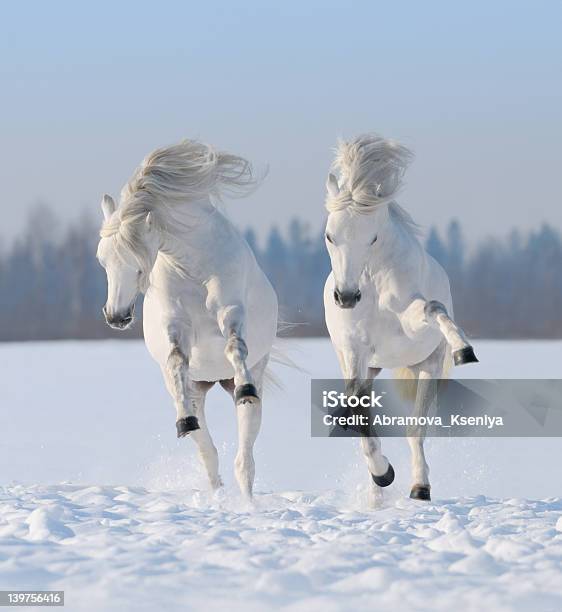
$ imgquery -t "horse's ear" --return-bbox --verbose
[326,173,340,198]
[101,194,116,221]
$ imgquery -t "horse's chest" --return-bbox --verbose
[366,307,438,368]
[328,295,437,368]
[362,304,404,344]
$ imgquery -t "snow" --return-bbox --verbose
[0,339,561,611]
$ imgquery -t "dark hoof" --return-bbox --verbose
[176,416,200,438]
[372,463,395,488]
[453,346,479,366]
[410,484,431,501]
[234,383,259,404]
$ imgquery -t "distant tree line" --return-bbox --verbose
[0,204,560,341]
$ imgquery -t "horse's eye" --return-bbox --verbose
[371,235,378,245]
[325,233,334,245]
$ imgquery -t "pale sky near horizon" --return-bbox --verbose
[1,1,561,246]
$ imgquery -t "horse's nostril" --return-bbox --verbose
[334,288,361,309]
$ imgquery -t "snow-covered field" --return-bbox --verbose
[1,339,561,611]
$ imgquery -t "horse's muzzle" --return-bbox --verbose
[103,304,135,330]
[334,288,361,309]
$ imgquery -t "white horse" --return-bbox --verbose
[323,133,478,502]
[97,139,278,498]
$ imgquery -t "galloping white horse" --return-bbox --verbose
[323,134,478,502]
[97,140,278,498]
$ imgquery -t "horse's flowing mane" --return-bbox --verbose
[326,133,421,238]
[326,133,413,213]
[100,139,257,276]
[120,139,257,209]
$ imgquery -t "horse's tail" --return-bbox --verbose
[261,319,307,392]
[393,344,452,401]
[392,366,418,402]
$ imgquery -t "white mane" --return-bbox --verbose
[326,133,414,214]
[120,139,257,208]
[100,139,257,275]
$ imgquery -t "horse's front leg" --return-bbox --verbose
[406,341,447,502]
[397,297,478,365]
[217,304,258,403]
[336,347,395,503]
[163,338,201,437]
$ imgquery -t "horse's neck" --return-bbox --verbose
[367,204,422,271]
[156,198,228,279]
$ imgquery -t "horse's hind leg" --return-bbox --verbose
[406,341,447,501]
[231,355,267,499]
[162,363,222,489]
[188,381,223,491]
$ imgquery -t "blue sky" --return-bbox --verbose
[1,0,561,243]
